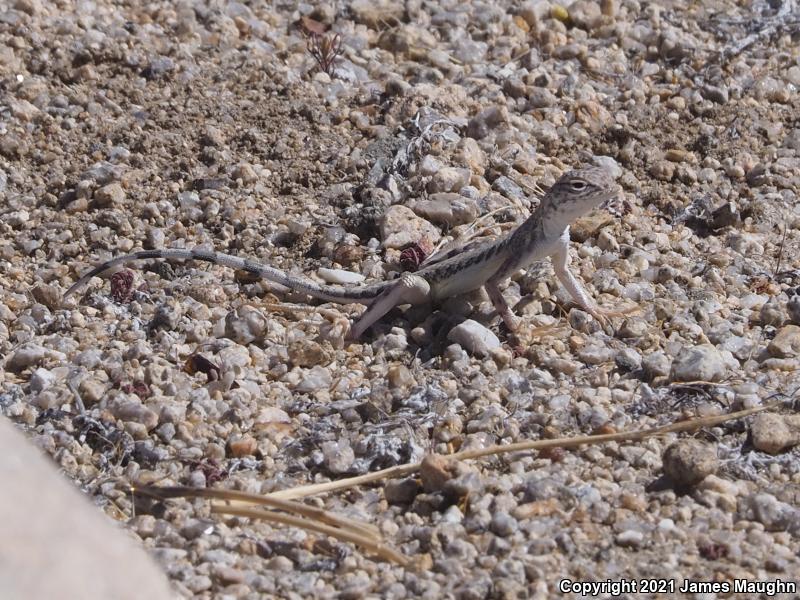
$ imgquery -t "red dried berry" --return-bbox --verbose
[698,543,729,560]
[187,458,228,485]
[120,381,151,400]
[110,269,136,303]
[399,242,430,272]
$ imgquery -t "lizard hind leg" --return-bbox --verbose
[484,281,520,333]
[347,274,431,340]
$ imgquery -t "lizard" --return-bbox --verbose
[62,166,629,340]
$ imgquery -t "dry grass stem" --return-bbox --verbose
[267,401,780,501]
[134,485,379,539]
[210,504,408,566]
[134,485,405,564]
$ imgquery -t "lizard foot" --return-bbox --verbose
[597,304,642,319]
[316,308,353,346]
[588,304,641,332]
[510,321,565,346]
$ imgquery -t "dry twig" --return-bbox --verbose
[211,504,408,566]
[266,401,781,501]
[133,485,407,565]
[773,225,789,278]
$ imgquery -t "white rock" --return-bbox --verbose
[374,328,408,352]
[658,518,676,531]
[6,210,29,227]
[670,345,726,382]
[447,320,501,356]
[6,344,66,373]
[738,293,768,310]
[616,529,645,547]
[380,205,441,249]
[428,167,471,193]
[255,407,291,424]
[29,368,57,393]
[321,440,354,474]
[786,66,800,87]
[418,154,443,176]
[592,155,622,178]
[441,505,464,524]
[94,183,125,207]
[111,400,158,431]
[218,344,251,368]
[317,267,365,285]
[223,306,267,345]
[10,99,40,121]
[296,365,332,393]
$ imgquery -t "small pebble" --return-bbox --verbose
[420,454,456,493]
[381,205,441,249]
[767,325,800,358]
[321,440,354,474]
[94,182,125,207]
[490,512,518,537]
[385,478,420,505]
[616,529,645,548]
[227,435,258,457]
[317,267,365,285]
[111,400,158,431]
[750,413,800,454]
[295,365,332,393]
[447,320,501,357]
[662,439,718,487]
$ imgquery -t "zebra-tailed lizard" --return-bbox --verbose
[63,167,630,339]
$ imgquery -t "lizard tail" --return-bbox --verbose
[62,248,387,306]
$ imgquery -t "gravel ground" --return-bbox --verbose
[2,0,800,598]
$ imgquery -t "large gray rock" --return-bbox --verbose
[0,417,174,600]
[669,344,726,382]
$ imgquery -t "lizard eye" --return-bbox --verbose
[570,180,587,192]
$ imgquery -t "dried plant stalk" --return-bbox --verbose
[134,485,405,564]
[306,32,342,76]
[134,485,379,540]
[210,504,408,566]
[266,401,781,501]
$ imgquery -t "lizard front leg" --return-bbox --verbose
[550,241,636,329]
[347,274,431,339]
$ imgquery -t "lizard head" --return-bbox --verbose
[543,166,625,226]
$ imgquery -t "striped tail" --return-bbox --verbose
[62,248,388,306]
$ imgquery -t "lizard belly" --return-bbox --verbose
[501,229,567,274]
[429,256,505,300]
